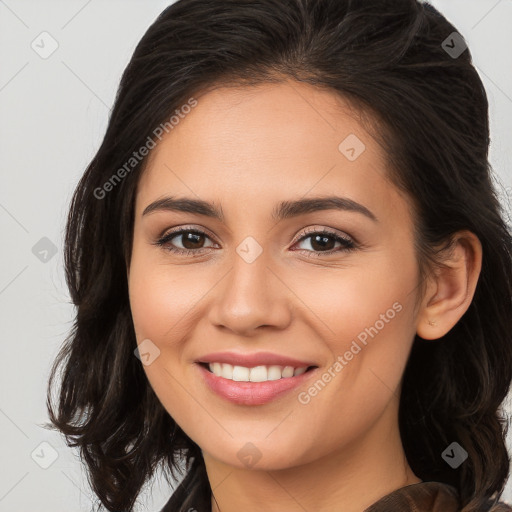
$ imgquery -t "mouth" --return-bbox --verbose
[195,362,319,405]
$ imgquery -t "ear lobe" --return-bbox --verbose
[416,231,482,340]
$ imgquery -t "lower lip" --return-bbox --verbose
[196,363,317,405]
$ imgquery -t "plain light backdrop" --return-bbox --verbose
[1,1,511,511]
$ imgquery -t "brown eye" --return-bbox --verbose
[155,228,216,255]
[293,229,356,257]
[177,231,207,250]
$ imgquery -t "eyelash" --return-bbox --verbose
[153,225,358,258]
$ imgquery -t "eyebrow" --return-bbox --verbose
[142,195,378,222]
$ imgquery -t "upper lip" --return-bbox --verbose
[196,351,317,368]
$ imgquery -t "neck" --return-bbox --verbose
[204,407,421,512]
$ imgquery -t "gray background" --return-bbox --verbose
[0,1,511,510]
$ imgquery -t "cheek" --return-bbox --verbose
[128,243,205,343]
[296,246,419,409]
[127,246,213,404]
[290,290,415,460]
[291,249,418,356]
[129,271,178,340]
[128,253,200,430]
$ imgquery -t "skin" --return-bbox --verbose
[127,79,482,512]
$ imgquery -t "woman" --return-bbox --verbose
[46,0,512,511]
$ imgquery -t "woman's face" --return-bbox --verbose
[128,80,423,471]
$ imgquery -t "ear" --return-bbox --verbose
[416,230,482,340]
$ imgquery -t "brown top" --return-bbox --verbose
[161,478,512,512]
[364,481,511,512]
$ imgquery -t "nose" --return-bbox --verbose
[207,248,293,336]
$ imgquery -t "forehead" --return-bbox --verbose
[135,80,403,221]
[145,80,381,161]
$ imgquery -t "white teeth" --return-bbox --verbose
[232,365,250,381]
[267,365,282,380]
[282,366,294,378]
[221,363,233,379]
[207,363,309,382]
[249,365,268,382]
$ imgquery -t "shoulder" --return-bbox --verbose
[364,481,512,512]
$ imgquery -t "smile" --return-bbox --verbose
[196,362,318,405]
